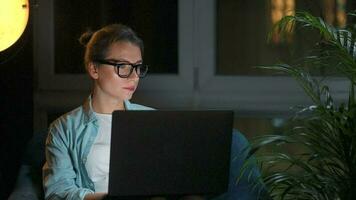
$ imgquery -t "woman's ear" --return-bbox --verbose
[87,62,99,79]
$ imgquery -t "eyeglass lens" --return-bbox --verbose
[117,64,148,78]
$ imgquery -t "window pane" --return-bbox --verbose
[54,0,178,74]
[217,1,279,76]
[216,0,354,76]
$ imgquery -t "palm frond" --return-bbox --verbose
[270,11,356,84]
[243,11,356,200]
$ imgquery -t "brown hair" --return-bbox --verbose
[79,24,144,71]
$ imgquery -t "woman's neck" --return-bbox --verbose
[91,91,125,114]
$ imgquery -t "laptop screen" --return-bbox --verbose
[109,110,233,198]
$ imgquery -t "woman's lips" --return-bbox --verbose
[123,87,135,91]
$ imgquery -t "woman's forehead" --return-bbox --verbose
[105,41,142,62]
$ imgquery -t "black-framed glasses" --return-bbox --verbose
[94,59,148,78]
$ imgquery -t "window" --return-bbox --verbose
[270,0,295,44]
[35,0,190,93]
[323,0,347,28]
[34,0,352,132]
[54,0,178,74]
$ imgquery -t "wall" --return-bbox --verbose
[0,18,33,199]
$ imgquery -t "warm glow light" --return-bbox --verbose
[323,0,347,28]
[0,0,29,52]
[271,0,295,44]
[336,0,347,28]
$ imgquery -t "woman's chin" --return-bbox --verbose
[121,94,133,101]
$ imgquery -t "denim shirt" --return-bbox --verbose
[43,96,154,200]
[43,96,264,200]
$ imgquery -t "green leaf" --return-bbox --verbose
[245,10,356,199]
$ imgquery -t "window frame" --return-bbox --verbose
[194,0,349,114]
[34,0,194,92]
[33,0,349,114]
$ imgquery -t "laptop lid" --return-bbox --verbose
[109,110,233,197]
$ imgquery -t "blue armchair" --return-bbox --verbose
[8,130,46,200]
[212,130,266,200]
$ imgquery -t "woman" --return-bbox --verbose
[42,23,265,200]
[43,24,153,200]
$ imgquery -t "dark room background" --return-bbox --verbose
[1,0,356,199]
[0,13,33,200]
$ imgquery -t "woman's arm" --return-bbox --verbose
[43,122,94,200]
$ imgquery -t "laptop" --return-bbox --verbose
[108,110,233,198]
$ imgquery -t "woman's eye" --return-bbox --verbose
[118,64,131,69]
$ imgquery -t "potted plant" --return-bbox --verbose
[242,11,356,200]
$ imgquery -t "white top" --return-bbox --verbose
[85,112,112,192]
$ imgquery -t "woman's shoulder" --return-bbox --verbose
[47,105,89,145]
[49,105,86,131]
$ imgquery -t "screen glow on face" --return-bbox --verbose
[0,0,29,52]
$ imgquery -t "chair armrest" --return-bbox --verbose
[8,165,42,200]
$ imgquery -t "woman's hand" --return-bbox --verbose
[84,192,107,200]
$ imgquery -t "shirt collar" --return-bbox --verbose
[82,95,132,124]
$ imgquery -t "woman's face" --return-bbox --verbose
[92,41,142,101]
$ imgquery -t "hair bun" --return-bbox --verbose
[79,29,94,47]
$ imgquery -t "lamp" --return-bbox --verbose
[0,0,29,52]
